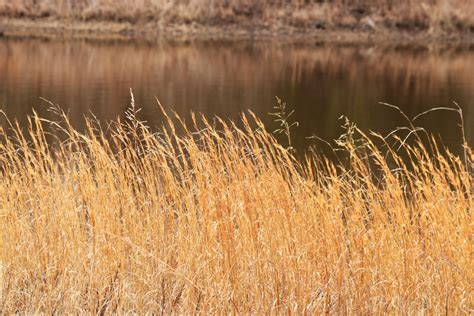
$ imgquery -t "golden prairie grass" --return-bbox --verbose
[0,0,473,31]
[0,97,473,313]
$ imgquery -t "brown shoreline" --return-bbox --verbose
[0,17,473,46]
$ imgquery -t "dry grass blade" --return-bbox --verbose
[412,102,469,171]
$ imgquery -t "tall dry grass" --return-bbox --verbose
[1,96,473,313]
[0,0,473,31]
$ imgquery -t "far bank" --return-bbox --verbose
[1,17,473,46]
[0,0,473,45]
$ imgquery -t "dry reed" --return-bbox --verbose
[0,97,473,313]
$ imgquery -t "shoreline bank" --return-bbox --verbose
[1,18,473,46]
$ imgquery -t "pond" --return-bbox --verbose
[1,38,473,155]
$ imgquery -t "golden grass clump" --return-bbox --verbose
[0,99,472,314]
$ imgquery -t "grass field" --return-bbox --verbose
[1,97,473,313]
[0,0,473,32]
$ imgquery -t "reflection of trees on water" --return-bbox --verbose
[0,39,472,147]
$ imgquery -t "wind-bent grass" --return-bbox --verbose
[0,103,472,314]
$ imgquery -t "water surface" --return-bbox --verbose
[1,38,473,154]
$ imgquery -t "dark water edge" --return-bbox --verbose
[1,37,473,157]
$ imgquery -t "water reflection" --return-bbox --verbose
[1,38,473,153]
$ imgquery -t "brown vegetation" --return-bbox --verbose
[0,0,473,34]
[1,100,473,313]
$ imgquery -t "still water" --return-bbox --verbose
[1,38,473,154]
